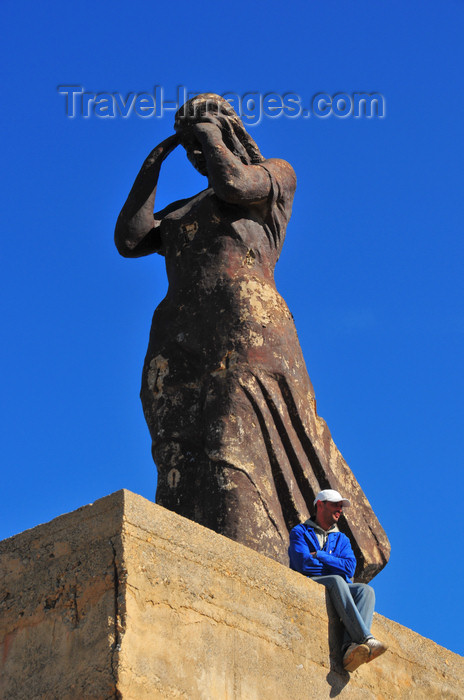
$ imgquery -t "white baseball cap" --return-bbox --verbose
[313,489,351,507]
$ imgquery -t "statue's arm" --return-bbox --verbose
[114,134,179,258]
[191,123,295,205]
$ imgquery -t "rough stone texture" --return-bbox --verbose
[115,93,390,580]
[1,491,461,700]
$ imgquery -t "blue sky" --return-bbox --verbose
[1,0,463,656]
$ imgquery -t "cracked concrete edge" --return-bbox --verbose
[109,534,125,700]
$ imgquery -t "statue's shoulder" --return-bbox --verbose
[261,158,297,193]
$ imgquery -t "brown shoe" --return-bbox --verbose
[342,642,370,672]
[365,637,388,662]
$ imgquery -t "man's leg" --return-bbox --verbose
[348,582,375,642]
[313,575,372,646]
[313,575,387,670]
[346,582,386,661]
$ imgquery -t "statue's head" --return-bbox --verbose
[174,93,264,173]
[174,93,238,126]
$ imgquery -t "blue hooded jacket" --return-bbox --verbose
[289,520,356,582]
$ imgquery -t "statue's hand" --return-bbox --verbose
[190,121,222,144]
[146,133,180,167]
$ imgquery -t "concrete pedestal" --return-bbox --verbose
[0,490,462,699]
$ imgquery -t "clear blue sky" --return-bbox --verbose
[1,0,463,656]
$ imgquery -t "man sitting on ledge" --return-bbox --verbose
[288,489,388,672]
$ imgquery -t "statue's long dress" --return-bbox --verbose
[140,159,389,581]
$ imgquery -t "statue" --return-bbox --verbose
[115,94,390,581]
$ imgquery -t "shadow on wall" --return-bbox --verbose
[324,591,351,696]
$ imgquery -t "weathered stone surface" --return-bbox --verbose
[1,491,461,699]
[115,93,389,580]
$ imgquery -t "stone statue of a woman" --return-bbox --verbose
[115,94,389,580]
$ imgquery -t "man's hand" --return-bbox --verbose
[310,551,317,557]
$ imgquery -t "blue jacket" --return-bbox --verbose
[289,521,356,583]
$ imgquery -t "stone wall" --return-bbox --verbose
[0,491,462,699]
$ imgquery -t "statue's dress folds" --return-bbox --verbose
[140,159,388,575]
